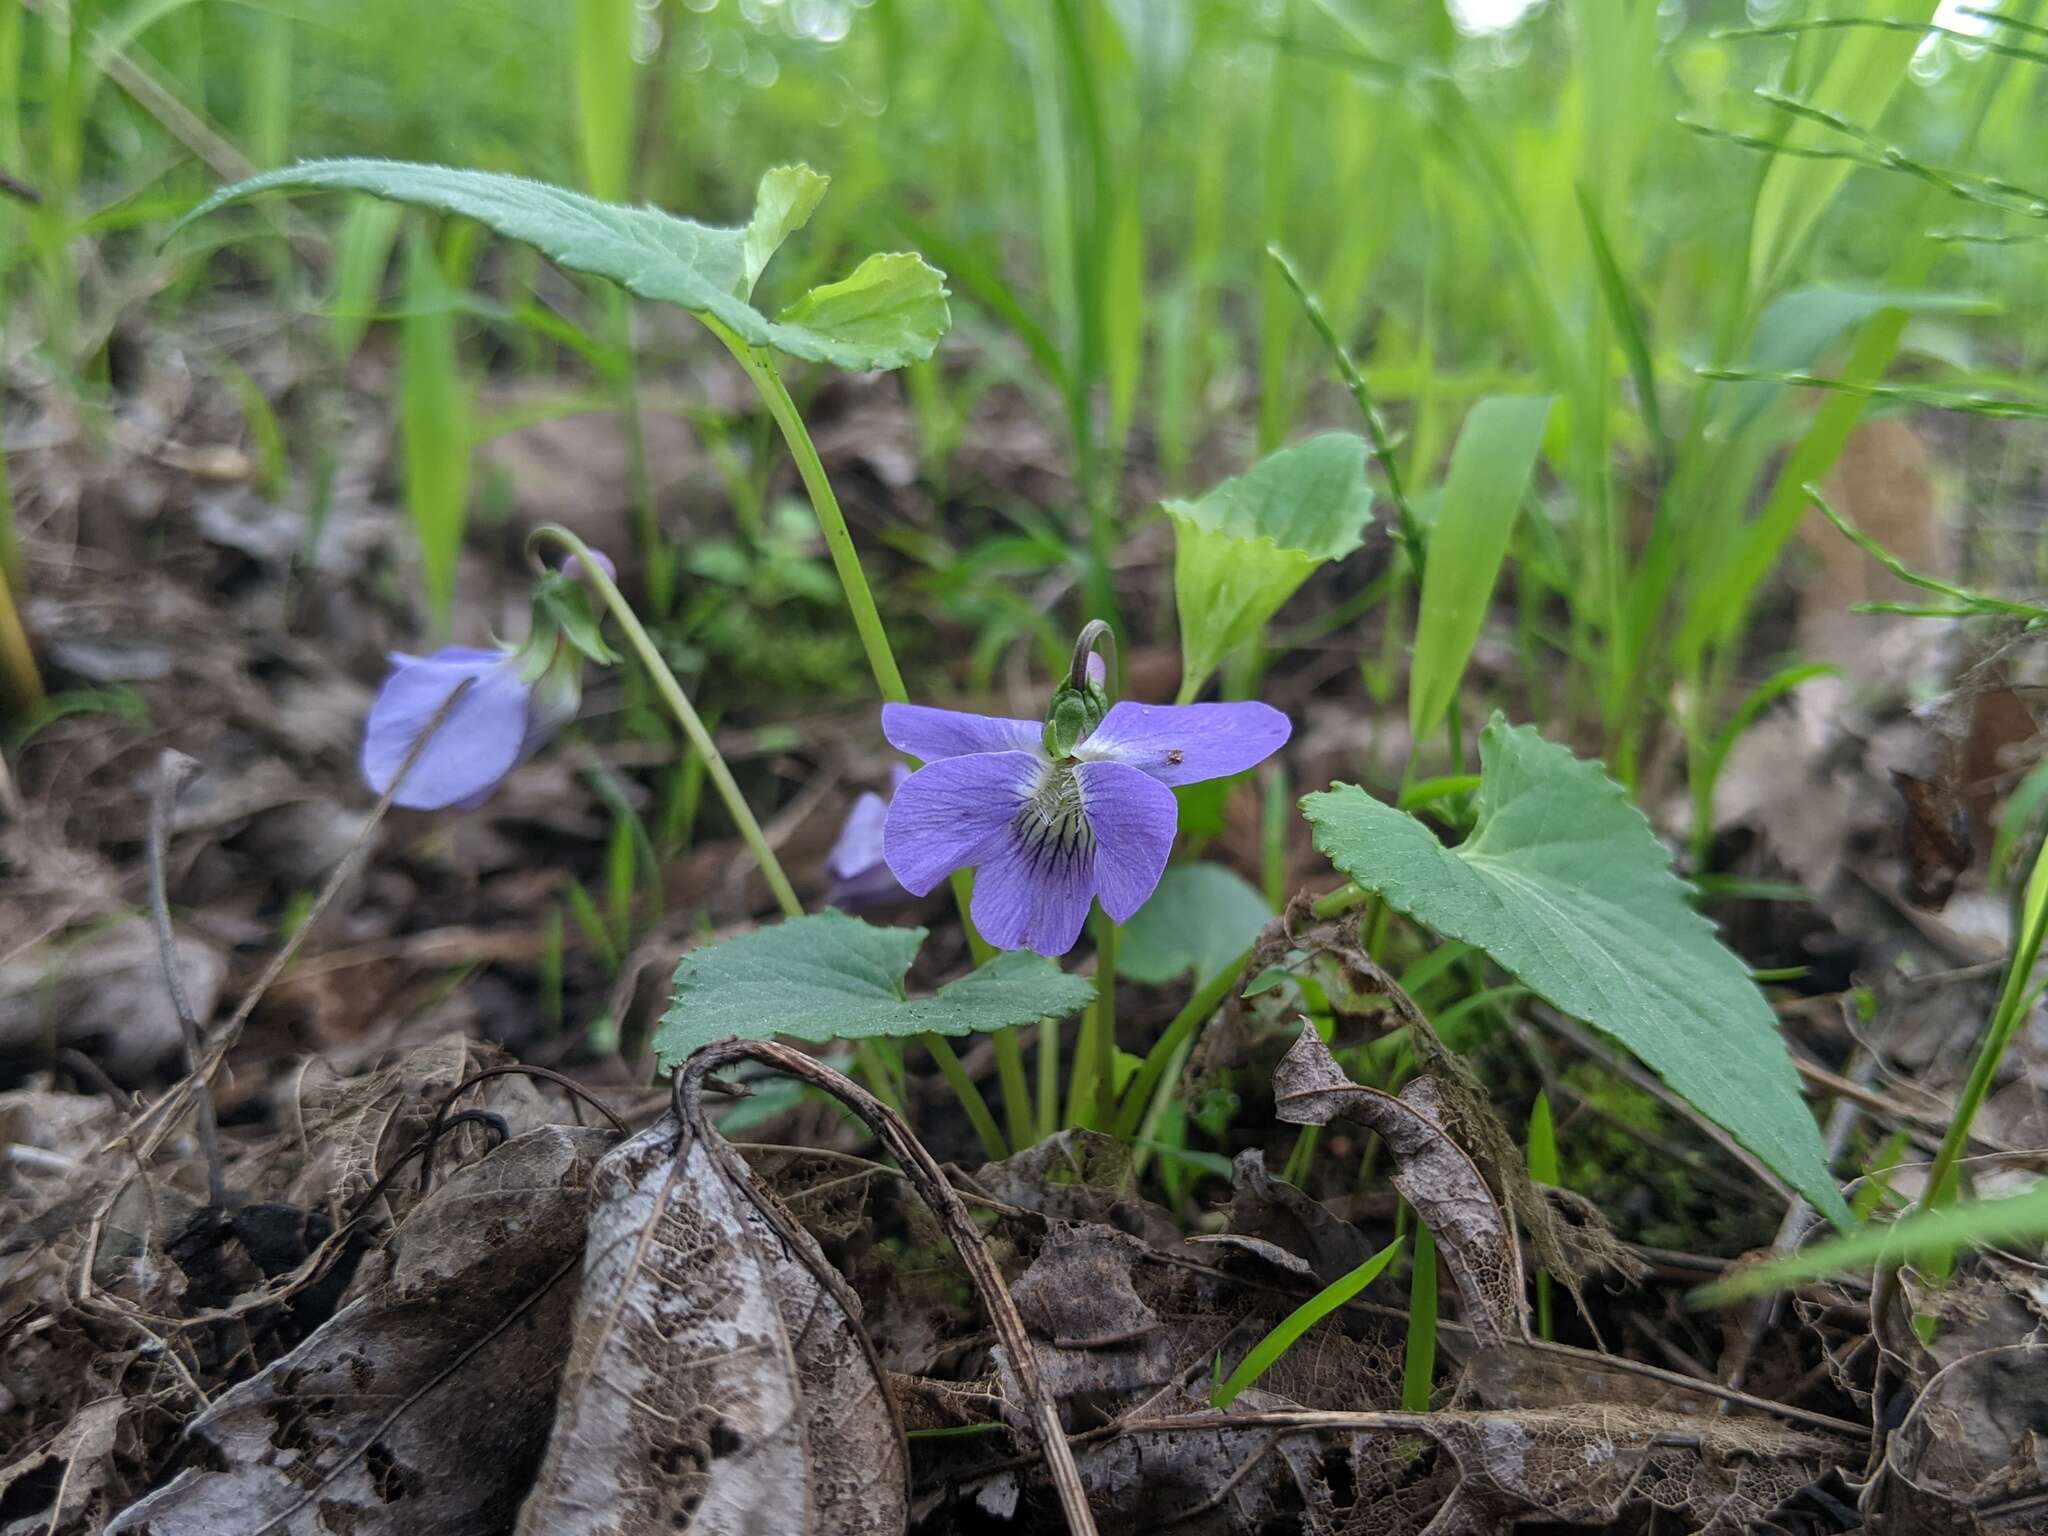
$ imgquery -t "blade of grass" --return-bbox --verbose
[1402,1221,1438,1410]
[329,196,402,361]
[1212,1236,1405,1407]
[1527,1091,1558,1341]
[399,223,471,630]
[1697,1180,2048,1302]
[573,0,638,204]
[1575,184,1667,470]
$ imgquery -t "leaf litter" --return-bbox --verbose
[7,335,2048,1536]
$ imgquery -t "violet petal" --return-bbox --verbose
[1075,760,1178,922]
[1077,699,1291,787]
[826,790,891,882]
[882,750,1039,896]
[969,830,1097,957]
[361,648,531,810]
[881,703,1043,763]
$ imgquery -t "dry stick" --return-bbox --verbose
[145,750,224,1209]
[122,679,474,1167]
[1115,1407,1831,1450]
[678,1039,1100,1536]
[413,1063,627,1193]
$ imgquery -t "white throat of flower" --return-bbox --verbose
[1014,760,1093,875]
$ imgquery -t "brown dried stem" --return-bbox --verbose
[121,678,474,1168]
[146,750,223,1208]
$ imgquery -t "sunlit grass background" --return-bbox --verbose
[5,0,2046,778]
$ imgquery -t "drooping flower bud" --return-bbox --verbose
[360,546,618,810]
[1042,620,1115,758]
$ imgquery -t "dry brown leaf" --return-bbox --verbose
[1873,1341,2048,1534]
[0,1395,126,1536]
[513,1109,908,1536]
[104,1124,614,1536]
[271,1032,548,1225]
[1223,1148,1380,1287]
[1273,1026,1526,1346]
[1069,1393,1836,1536]
[1893,765,1973,911]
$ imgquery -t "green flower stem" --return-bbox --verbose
[1037,1016,1061,1142]
[1312,882,1369,919]
[1067,904,1119,1129]
[530,524,802,921]
[704,317,908,705]
[704,319,1036,1144]
[925,1033,1007,1162]
[1112,950,1250,1139]
[1919,833,2048,1213]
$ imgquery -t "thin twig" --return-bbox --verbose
[146,750,223,1208]
[121,678,475,1167]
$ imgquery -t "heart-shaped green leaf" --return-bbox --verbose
[180,160,950,371]
[1167,433,1373,698]
[655,911,1094,1072]
[1301,715,1848,1227]
[1120,864,1273,986]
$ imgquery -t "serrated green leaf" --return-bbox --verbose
[655,911,1095,1071]
[776,252,954,370]
[1167,433,1373,698]
[743,164,828,296]
[1301,715,1849,1227]
[180,160,951,371]
[1409,395,1551,741]
[1121,864,1273,986]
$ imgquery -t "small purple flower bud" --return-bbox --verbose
[562,548,617,585]
[826,765,912,909]
[361,645,577,810]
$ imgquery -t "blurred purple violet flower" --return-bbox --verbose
[361,549,618,810]
[825,764,912,909]
[881,628,1288,956]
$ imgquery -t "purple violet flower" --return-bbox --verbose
[361,645,582,810]
[881,662,1290,956]
[362,548,615,810]
[825,764,912,909]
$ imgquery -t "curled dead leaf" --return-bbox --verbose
[513,1107,908,1536]
[1273,1025,1527,1346]
[0,1395,126,1536]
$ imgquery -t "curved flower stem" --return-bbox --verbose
[702,319,1035,1146]
[1112,950,1250,1139]
[529,524,802,921]
[703,316,908,705]
[925,1035,1007,1161]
